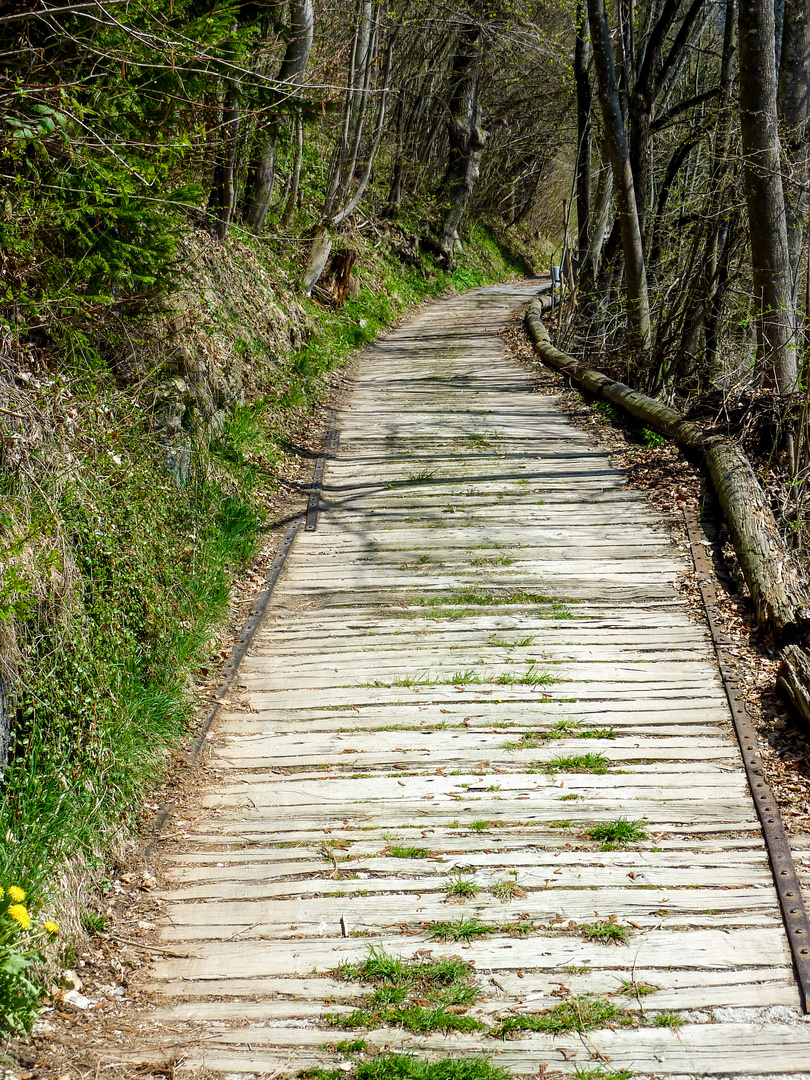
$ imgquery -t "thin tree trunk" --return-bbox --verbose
[325,0,374,221]
[574,0,593,279]
[579,142,613,304]
[587,0,651,352]
[703,0,738,379]
[777,0,810,311]
[243,0,314,233]
[332,28,395,226]
[437,21,486,268]
[738,0,798,391]
[208,79,239,242]
[281,113,304,229]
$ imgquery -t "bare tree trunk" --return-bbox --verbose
[243,0,314,233]
[587,0,651,352]
[777,0,810,312]
[280,112,304,229]
[702,0,738,379]
[579,142,613,303]
[207,78,239,242]
[738,0,798,391]
[574,0,592,279]
[437,21,486,268]
[627,0,708,242]
[332,28,395,225]
[385,94,406,216]
[324,0,375,222]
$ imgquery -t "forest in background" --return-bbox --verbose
[1,0,810,1030]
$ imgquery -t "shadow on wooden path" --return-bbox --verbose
[139,284,810,1078]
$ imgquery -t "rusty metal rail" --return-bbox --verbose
[684,505,810,1011]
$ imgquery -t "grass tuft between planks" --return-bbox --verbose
[302,1053,513,1080]
[328,946,484,1034]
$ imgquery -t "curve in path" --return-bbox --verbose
[140,283,810,1077]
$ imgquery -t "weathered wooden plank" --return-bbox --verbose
[148,928,793,981]
[135,1025,810,1076]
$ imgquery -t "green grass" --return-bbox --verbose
[328,947,484,1035]
[617,979,658,997]
[491,997,631,1038]
[586,819,648,849]
[80,910,109,934]
[547,718,582,736]
[488,635,535,648]
[387,846,430,859]
[416,589,573,608]
[538,754,610,774]
[446,874,481,900]
[347,1053,512,1080]
[580,918,631,944]
[335,1039,368,1055]
[494,667,558,686]
[0,428,262,894]
[489,878,527,902]
[430,919,502,943]
[653,1011,683,1028]
[469,820,491,833]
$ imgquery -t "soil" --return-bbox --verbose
[6,294,810,1080]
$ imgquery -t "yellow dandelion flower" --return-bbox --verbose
[7,886,25,904]
[8,904,30,930]
[0,887,4,901]
[44,921,59,936]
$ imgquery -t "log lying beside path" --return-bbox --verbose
[524,294,810,726]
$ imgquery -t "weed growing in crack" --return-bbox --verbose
[489,877,527,902]
[573,1069,634,1080]
[430,917,533,942]
[586,819,648,849]
[387,846,430,859]
[617,979,658,997]
[328,946,484,1034]
[537,754,610,774]
[491,997,631,1038]
[580,917,631,944]
[652,1011,683,1028]
[445,874,481,900]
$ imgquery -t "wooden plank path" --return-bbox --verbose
[143,283,810,1078]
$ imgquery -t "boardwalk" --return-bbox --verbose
[145,283,810,1077]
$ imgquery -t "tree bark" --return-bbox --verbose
[207,79,239,242]
[437,21,486,268]
[243,0,314,233]
[280,112,304,229]
[574,0,592,278]
[586,0,651,352]
[738,0,798,391]
[703,0,738,379]
[579,143,613,304]
[777,0,810,313]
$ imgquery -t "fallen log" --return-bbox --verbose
[524,295,809,650]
